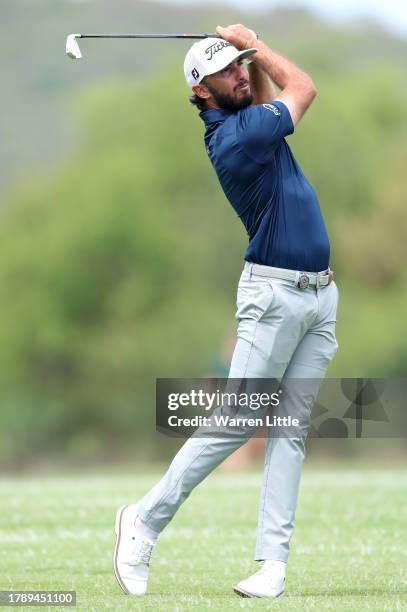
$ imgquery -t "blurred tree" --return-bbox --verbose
[0,56,406,466]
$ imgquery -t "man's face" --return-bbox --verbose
[195,58,253,111]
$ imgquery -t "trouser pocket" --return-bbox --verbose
[236,279,275,322]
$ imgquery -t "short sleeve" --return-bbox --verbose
[236,101,294,164]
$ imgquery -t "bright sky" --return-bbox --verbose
[157,0,407,36]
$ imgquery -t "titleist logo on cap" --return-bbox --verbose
[205,40,232,61]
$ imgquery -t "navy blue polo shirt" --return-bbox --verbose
[200,101,330,272]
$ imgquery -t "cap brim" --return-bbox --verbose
[204,47,259,79]
[237,47,259,61]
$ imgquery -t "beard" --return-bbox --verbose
[205,82,253,111]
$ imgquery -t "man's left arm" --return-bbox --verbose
[248,61,277,104]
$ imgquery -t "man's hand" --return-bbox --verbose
[217,25,316,126]
[216,24,258,51]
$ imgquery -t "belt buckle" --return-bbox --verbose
[297,273,310,289]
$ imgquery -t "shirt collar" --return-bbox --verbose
[199,108,234,126]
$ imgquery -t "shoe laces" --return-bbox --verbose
[256,562,285,579]
[134,540,153,566]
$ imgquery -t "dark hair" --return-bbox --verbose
[188,77,209,112]
[189,92,208,112]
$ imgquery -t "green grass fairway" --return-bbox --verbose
[0,466,406,611]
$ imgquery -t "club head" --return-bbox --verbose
[66,34,82,59]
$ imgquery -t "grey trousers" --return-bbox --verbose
[137,262,339,562]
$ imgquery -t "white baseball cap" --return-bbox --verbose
[184,37,258,87]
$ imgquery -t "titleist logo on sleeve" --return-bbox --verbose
[205,40,232,61]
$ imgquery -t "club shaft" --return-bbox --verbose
[79,33,221,39]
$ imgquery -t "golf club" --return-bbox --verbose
[66,33,223,60]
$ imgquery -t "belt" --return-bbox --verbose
[245,262,334,289]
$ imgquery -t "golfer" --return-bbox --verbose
[114,23,339,598]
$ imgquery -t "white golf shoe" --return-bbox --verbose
[113,504,155,596]
[234,560,286,598]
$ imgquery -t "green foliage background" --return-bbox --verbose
[0,2,406,467]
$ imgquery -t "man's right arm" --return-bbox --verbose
[216,24,317,126]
